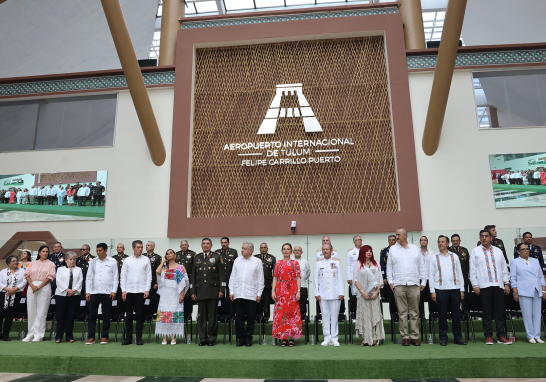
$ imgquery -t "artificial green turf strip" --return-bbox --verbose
[0,203,105,218]
[492,184,546,193]
[0,331,545,379]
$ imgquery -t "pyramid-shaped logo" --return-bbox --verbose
[257,83,323,135]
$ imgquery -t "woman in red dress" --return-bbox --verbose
[271,243,302,347]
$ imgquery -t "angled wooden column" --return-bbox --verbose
[422,0,467,156]
[159,0,184,65]
[101,0,166,166]
[399,0,426,50]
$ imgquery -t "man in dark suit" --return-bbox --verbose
[514,232,546,278]
[191,238,226,346]
[380,235,397,313]
[449,234,471,293]
[255,242,276,322]
[176,240,196,320]
[76,244,96,295]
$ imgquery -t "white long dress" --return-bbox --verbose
[353,261,385,344]
[156,265,189,338]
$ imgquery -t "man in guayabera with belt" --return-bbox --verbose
[191,238,226,346]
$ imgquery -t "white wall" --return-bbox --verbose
[408,70,546,232]
[0,88,174,240]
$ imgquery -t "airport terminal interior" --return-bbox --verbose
[1,0,546,381]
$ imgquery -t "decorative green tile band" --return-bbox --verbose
[180,7,399,29]
[2,50,546,98]
[407,49,546,70]
[0,71,175,97]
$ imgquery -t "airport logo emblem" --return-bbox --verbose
[257,83,323,135]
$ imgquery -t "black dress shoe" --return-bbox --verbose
[121,340,132,345]
[440,341,447,346]
[245,339,252,347]
[3,337,11,341]
[208,341,215,346]
[198,341,207,346]
[236,340,245,347]
[454,339,467,345]
[136,338,144,346]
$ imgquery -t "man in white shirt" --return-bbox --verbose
[314,244,344,346]
[515,170,522,185]
[85,243,119,345]
[387,227,426,346]
[77,184,90,206]
[429,236,466,346]
[29,186,37,205]
[229,242,264,347]
[293,246,311,318]
[315,236,339,262]
[38,186,46,205]
[120,240,152,346]
[533,169,541,185]
[470,229,511,345]
[46,185,57,205]
[346,235,362,316]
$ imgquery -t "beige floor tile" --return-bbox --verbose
[459,379,546,382]
[0,374,32,382]
[74,377,144,382]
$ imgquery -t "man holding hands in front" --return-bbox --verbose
[470,229,511,345]
[387,228,426,346]
[191,238,226,346]
[314,243,344,346]
[229,242,264,347]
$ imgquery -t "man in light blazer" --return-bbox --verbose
[510,243,546,343]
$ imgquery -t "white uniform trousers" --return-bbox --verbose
[27,281,51,339]
[320,299,341,342]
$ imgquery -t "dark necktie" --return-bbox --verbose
[68,271,73,290]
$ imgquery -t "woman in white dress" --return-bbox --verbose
[353,245,385,346]
[155,249,189,345]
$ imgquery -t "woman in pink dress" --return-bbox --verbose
[271,243,302,347]
[541,169,546,185]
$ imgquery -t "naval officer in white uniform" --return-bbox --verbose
[314,243,345,346]
[315,236,339,262]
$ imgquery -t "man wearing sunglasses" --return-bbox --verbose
[77,244,96,295]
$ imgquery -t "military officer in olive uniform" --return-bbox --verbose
[49,242,66,293]
[191,238,226,346]
[477,225,509,266]
[514,232,546,278]
[113,243,129,296]
[144,241,161,296]
[214,237,238,316]
[255,242,276,322]
[76,244,96,295]
[380,235,397,312]
[176,240,196,318]
[449,234,471,293]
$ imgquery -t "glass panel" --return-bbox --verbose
[224,0,255,10]
[285,0,316,5]
[0,101,39,152]
[255,0,285,6]
[194,1,218,13]
[474,69,546,129]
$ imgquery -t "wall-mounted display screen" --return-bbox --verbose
[489,153,546,208]
[0,171,108,222]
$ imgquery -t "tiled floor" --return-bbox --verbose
[2,376,546,382]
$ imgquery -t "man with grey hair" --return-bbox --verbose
[113,243,128,296]
[314,243,344,346]
[176,239,196,319]
[230,242,264,346]
[144,241,160,296]
[293,246,311,318]
[255,242,276,322]
[346,235,362,315]
[387,228,426,346]
[315,236,339,262]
